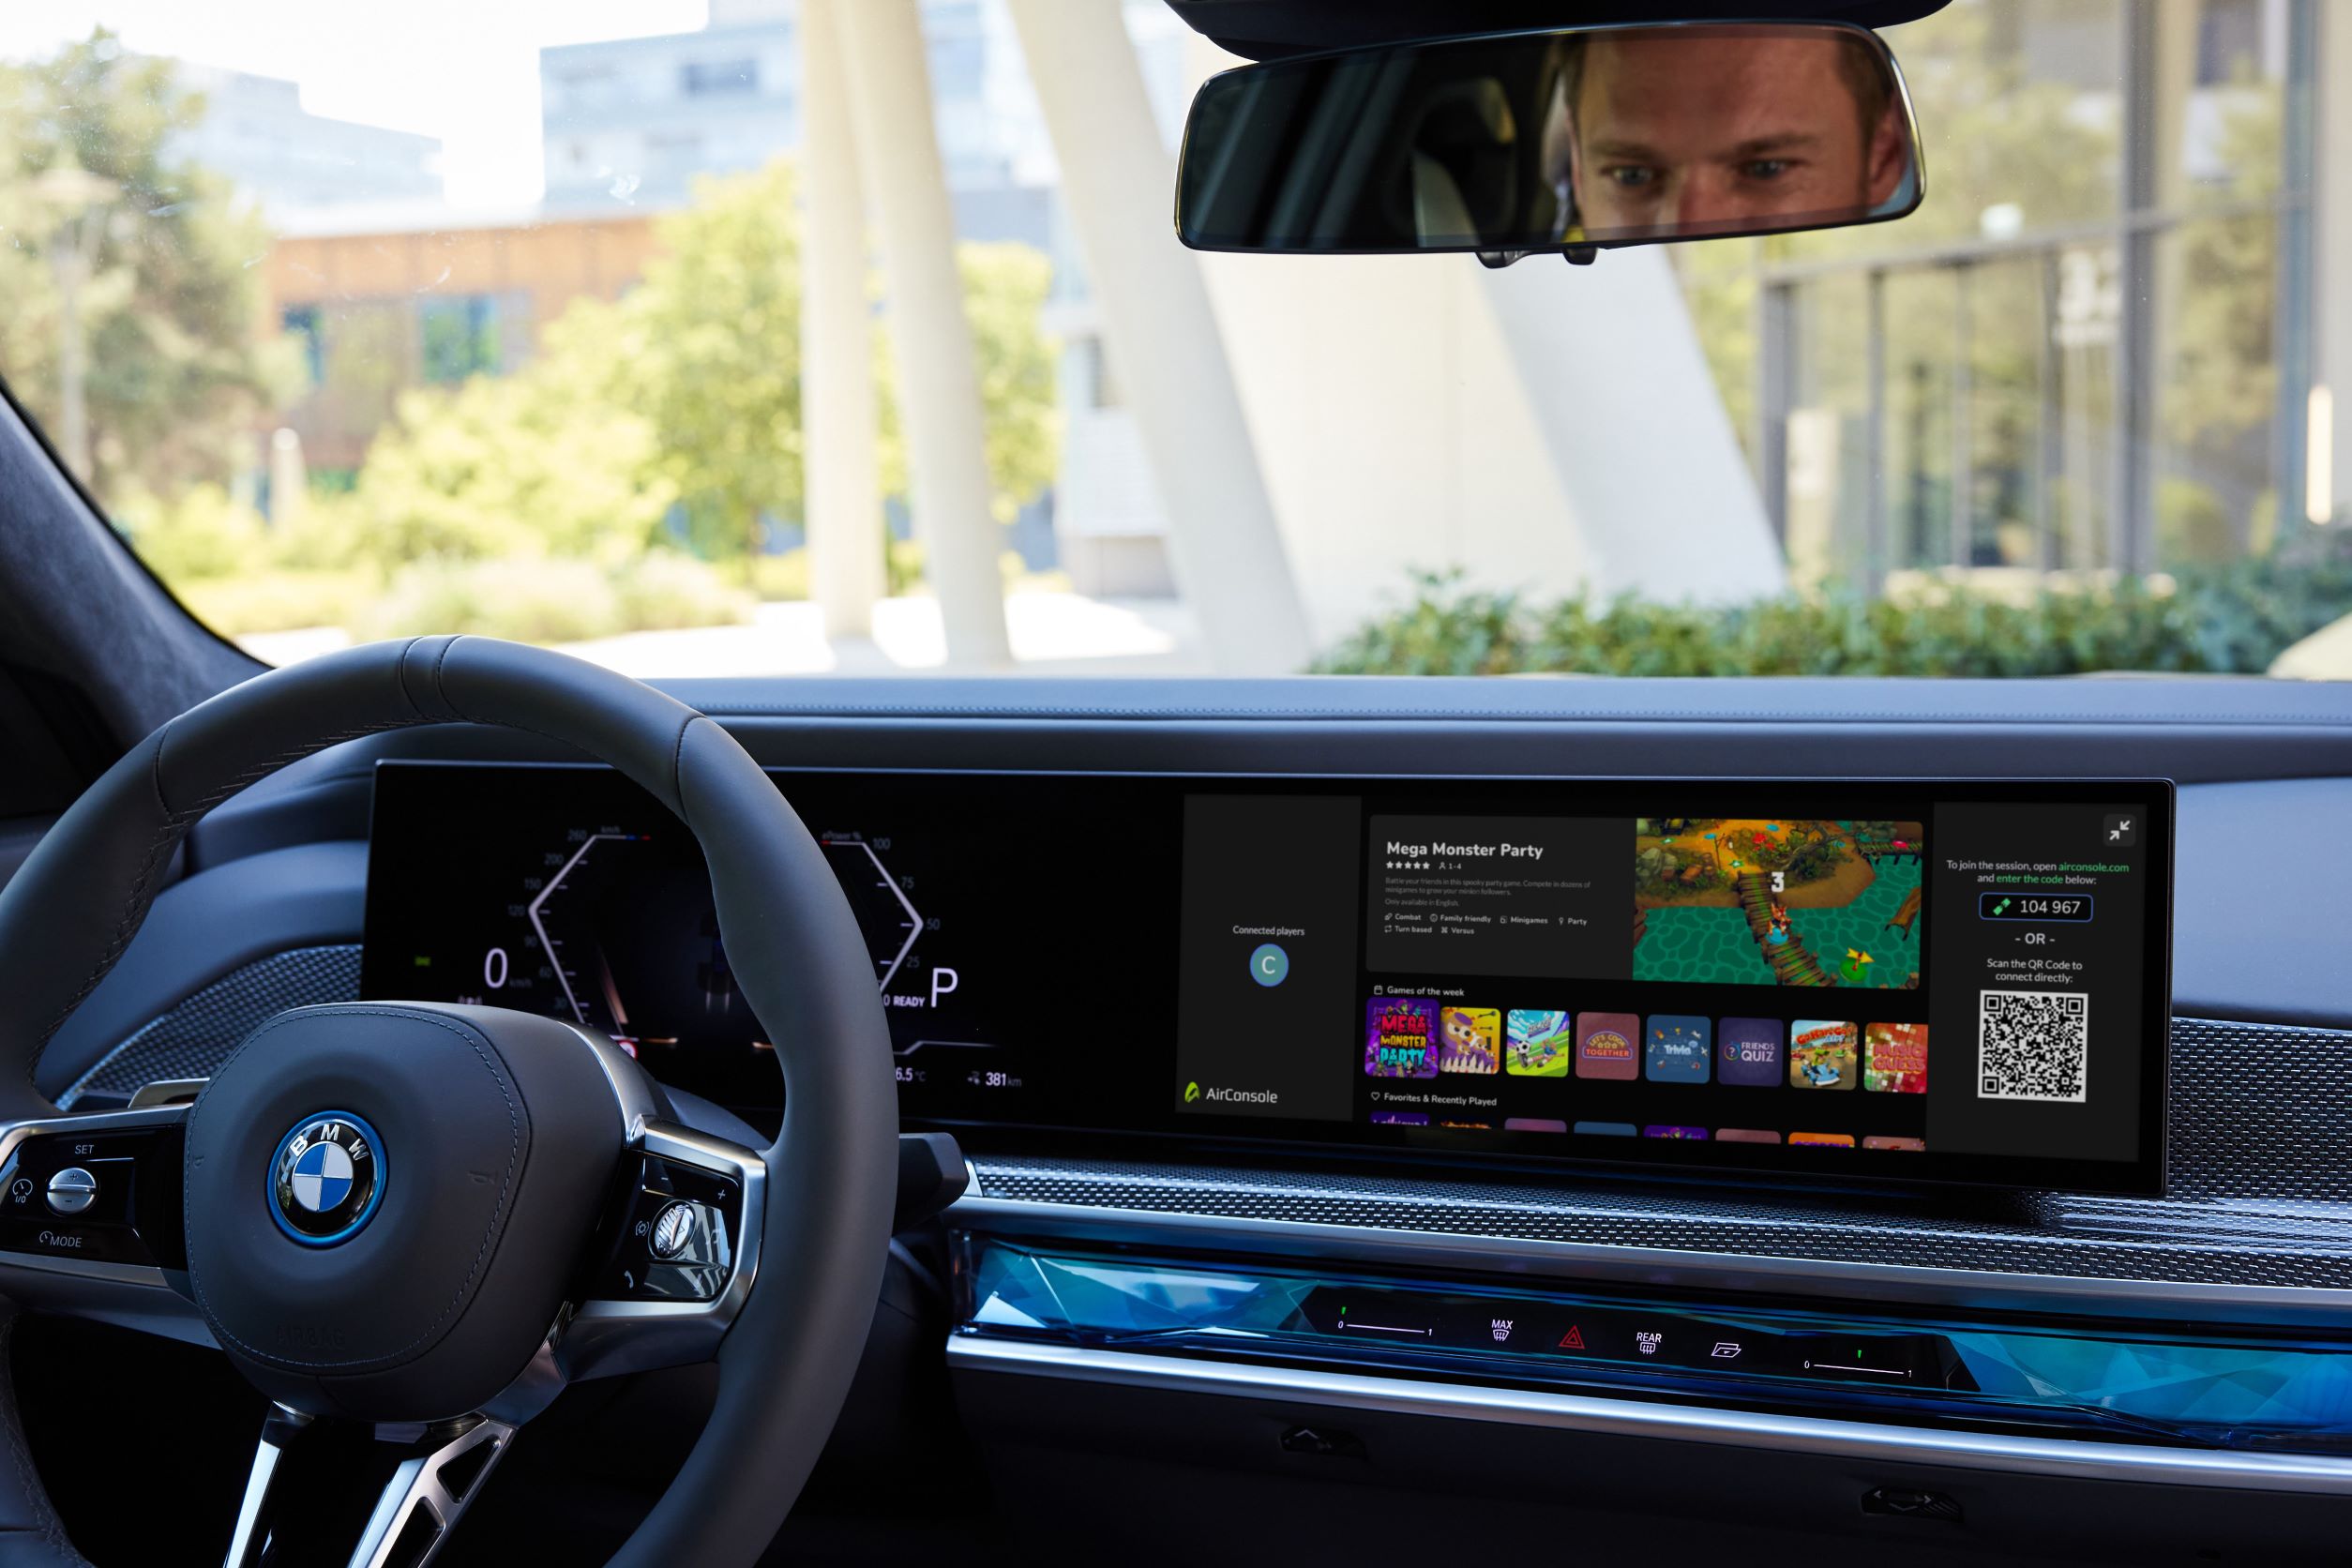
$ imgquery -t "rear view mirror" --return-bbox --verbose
[1177,23,1922,256]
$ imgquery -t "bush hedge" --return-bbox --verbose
[1317,533,2352,678]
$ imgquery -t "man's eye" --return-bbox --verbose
[1741,158,1794,180]
[1603,165,1657,189]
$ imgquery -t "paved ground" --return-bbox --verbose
[237,592,1213,677]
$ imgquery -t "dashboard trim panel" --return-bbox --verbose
[948,1335,2352,1493]
[949,1188,2352,1327]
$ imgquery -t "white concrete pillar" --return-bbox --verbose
[800,0,887,637]
[1478,253,1786,602]
[1007,0,1313,674]
[2317,0,2352,522]
[836,0,1012,668]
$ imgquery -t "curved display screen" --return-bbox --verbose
[361,763,2172,1195]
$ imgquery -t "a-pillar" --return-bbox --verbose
[836,0,1013,669]
[800,0,887,641]
[1006,0,1312,674]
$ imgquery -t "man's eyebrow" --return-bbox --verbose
[1723,132,1826,158]
[1586,139,1665,161]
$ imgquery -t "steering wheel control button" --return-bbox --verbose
[1248,942,1289,987]
[0,1131,167,1265]
[267,1111,386,1247]
[42,1168,97,1216]
[649,1200,699,1260]
[600,1156,743,1303]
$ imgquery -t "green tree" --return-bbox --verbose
[549,161,809,560]
[544,159,1062,560]
[341,370,679,568]
[0,32,295,504]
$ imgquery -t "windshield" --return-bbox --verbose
[1,0,2345,679]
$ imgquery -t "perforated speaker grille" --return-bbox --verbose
[59,944,362,1108]
[2164,1017,2352,1202]
[971,1017,2352,1292]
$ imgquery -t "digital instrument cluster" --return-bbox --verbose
[361,763,1098,1119]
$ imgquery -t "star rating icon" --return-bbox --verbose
[1386,859,1432,870]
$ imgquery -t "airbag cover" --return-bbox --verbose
[182,1003,620,1420]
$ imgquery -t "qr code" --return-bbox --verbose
[1978,989,2089,1102]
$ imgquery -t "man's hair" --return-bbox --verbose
[1831,33,1895,146]
[1559,27,1893,151]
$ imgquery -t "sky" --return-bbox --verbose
[0,0,711,206]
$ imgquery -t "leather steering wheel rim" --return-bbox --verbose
[0,636,899,1567]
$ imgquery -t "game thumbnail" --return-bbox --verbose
[1789,1131,1858,1148]
[1632,819,1923,989]
[1862,1022,1929,1093]
[1716,1018,1784,1086]
[1788,1019,1859,1090]
[1506,1010,1574,1077]
[1364,997,1439,1078]
[1575,1013,1640,1079]
[1438,1005,1502,1074]
[1645,1015,1711,1082]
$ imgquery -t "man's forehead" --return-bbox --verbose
[1583,33,1852,113]
[1578,33,1859,153]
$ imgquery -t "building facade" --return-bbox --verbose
[537,0,1056,249]
[264,211,657,475]
[171,62,440,219]
[1730,0,2348,588]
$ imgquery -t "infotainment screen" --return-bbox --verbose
[362,764,2173,1195]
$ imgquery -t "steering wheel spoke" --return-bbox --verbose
[225,1404,513,1568]
[490,1118,766,1424]
[0,1102,206,1342]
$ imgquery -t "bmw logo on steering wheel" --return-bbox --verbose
[267,1111,386,1246]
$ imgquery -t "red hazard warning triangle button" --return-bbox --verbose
[1558,1324,1586,1349]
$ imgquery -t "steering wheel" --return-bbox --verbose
[0,638,899,1566]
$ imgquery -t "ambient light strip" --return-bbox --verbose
[946,1337,2352,1495]
[951,1184,2352,1326]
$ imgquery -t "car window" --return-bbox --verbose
[0,0,2344,678]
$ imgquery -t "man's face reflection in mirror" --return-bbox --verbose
[1553,30,1909,239]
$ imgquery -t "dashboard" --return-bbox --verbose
[24,671,2352,1563]
[361,761,2173,1196]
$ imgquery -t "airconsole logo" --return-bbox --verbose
[1187,1083,1279,1107]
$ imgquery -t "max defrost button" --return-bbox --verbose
[1248,943,1289,987]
